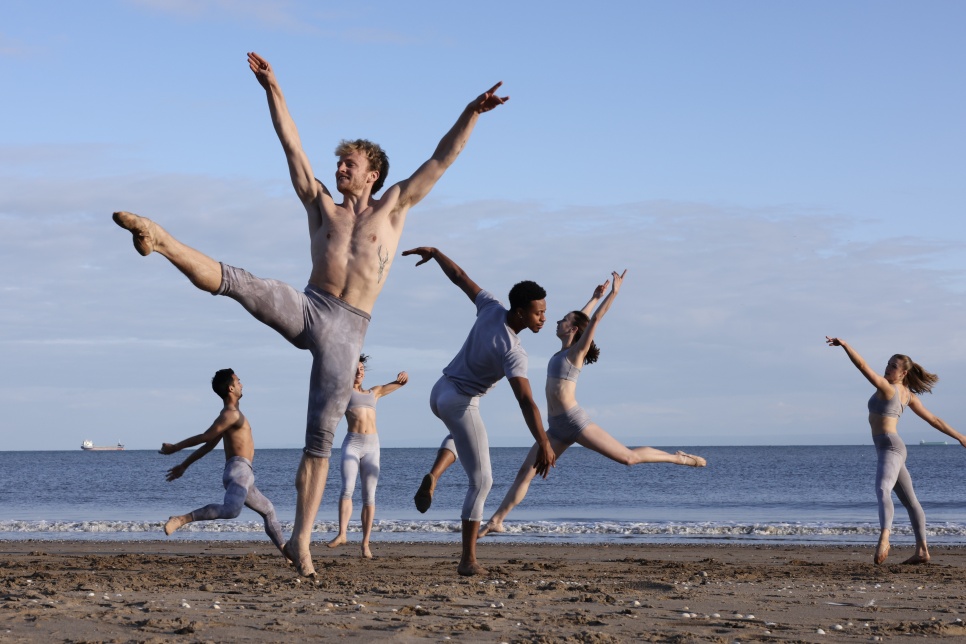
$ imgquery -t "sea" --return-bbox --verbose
[2,445,965,546]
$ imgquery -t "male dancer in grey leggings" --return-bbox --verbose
[160,369,286,554]
[113,52,509,577]
[402,246,556,576]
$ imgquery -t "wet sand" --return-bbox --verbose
[3,540,966,642]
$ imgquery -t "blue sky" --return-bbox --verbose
[2,0,965,450]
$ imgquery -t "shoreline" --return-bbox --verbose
[4,541,966,641]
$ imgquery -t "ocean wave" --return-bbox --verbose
[3,519,966,542]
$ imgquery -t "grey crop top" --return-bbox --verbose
[547,349,581,383]
[347,389,376,410]
[868,384,905,418]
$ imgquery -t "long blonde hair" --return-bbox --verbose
[893,354,938,395]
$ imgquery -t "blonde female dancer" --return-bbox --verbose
[327,355,407,558]
[480,271,706,537]
[826,337,966,564]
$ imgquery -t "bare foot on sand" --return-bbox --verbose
[362,544,373,559]
[327,535,346,549]
[283,541,317,578]
[414,473,436,513]
[163,515,188,536]
[113,211,161,256]
[874,533,890,565]
[457,561,488,577]
[676,451,707,467]
[478,520,506,538]
[902,552,930,565]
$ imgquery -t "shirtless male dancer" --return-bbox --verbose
[113,52,508,577]
[402,246,556,576]
[160,369,286,555]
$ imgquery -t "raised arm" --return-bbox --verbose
[825,337,892,397]
[394,82,509,210]
[402,247,482,303]
[579,278,610,316]
[247,52,325,212]
[907,397,966,448]
[371,371,409,399]
[165,438,220,482]
[507,376,556,478]
[570,270,626,364]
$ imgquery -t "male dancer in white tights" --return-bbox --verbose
[113,52,508,577]
[402,246,556,576]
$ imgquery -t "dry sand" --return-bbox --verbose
[3,539,966,642]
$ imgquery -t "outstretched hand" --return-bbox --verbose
[825,336,843,347]
[470,82,509,114]
[610,269,627,294]
[402,247,435,266]
[166,464,187,482]
[396,372,409,385]
[247,51,275,90]
[159,443,177,455]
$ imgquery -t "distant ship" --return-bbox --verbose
[81,440,125,451]
[920,440,948,446]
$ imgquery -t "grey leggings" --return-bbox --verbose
[217,264,370,458]
[339,433,380,506]
[431,376,492,522]
[873,433,926,542]
[189,456,285,549]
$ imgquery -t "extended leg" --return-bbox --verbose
[576,424,706,467]
[113,211,223,293]
[165,459,250,535]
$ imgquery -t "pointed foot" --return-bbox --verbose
[163,515,186,536]
[414,473,436,513]
[113,210,159,256]
[676,451,707,467]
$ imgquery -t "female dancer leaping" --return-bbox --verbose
[826,337,966,564]
[327,354,408,558]
[480,271,706,538]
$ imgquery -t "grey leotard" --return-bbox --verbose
[188,456,285,549]
[868,385,905,418]
[216,264,370,459]
[547,349,581,382]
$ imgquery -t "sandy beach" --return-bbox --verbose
[3,540,966,642]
